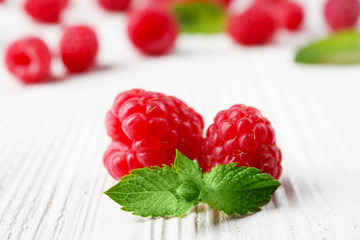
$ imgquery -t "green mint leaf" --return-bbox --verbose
[172,150,203,204]
[173,150,203,185]
[173,2,227,34]
[295,30,360,64]
[200,164,281,216]
[104,165,194,217]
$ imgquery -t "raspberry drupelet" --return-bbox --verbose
[197,104,282,179]
[104,89,204,180]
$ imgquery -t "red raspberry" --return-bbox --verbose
[5,37,51,84]
[324,0,360,31]
[98,0,131,11]
[127,6,179,55]
[104,89,204,180]
[60,25,98,73]
[197,104,282,179]
[255,0,303,31]
[24,0,68,23]
[228,4,277,45]
[276,1,304,30]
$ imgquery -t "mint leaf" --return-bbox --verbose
[173,150,203,186]
[172,150,203,204]
[104,165,194,217]
[295,30,360,64]
[200,164,281,215]
[173,2,227,34]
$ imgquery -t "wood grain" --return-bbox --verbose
[1,0,360,239]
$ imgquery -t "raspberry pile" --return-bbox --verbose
[324,0,360,31]
[5,37,51,84]
[127,6,179,55]
[197,104,282,179]
[104,89,204,180]
[228,0,304,45]
[104,90,283,180]
[60,25,99,73]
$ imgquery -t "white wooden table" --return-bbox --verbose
[1,0,360,239]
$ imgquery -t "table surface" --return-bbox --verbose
[1,0,360,239]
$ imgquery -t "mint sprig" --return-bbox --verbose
[104,151,281,218]
[295,30,360,64]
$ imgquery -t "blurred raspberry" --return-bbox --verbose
[277,1,304,30]
[60,25,98,73]
[24,0,68,23]
[198,104,282,179]
[324,0,360,31]
[255,0,304,31]
[104,89,204,180]
[5,37,51,84]
[228,4,277,45]
[98,0,131,11]
[127,6,179,55]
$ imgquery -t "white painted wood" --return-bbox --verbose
[1,0,360,239]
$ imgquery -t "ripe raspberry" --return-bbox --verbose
[5,37,51,84]
[275,1,304,30]
[228,4,277,45]
[127,6,179,55]
[98,0,131,11]
[255,0,304,30]
[324,0,360,31]
[60,25,98,73]
[24,0,68,23]
[104,89,204,180]
[197,104,282,179]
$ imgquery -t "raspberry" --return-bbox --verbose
[278,1,303,30]
[228,4,277,45]
[5,37,51,84]
[197,104,282,179]
[98,0,131,11]
[104,89,204,180]
[127,6,179,55]
[60,25,98,73]
[24,0,68,23]
[256,0,304,31]
[324,0,360,31]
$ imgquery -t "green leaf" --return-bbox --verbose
[172,150,203,204]
[104,165,194,217]
[173,150,203,186]
[295,30,360,65]
[172,1,227,34]
[200,164,281,215]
